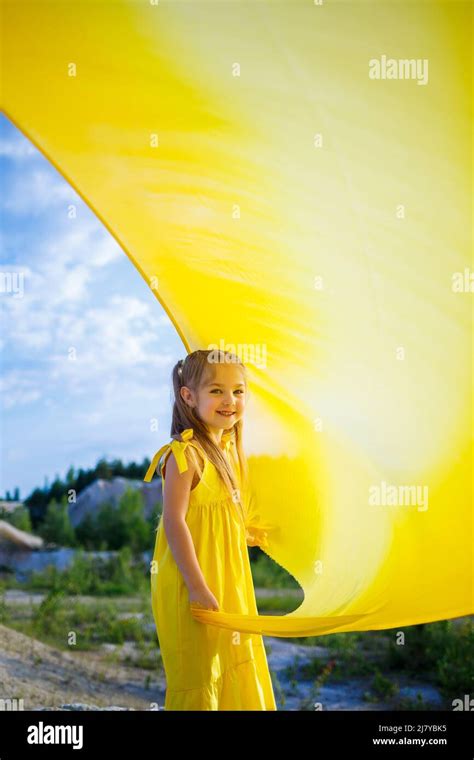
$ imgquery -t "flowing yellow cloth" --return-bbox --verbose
[2,0,472,637]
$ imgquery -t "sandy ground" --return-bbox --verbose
[0,623,165,710]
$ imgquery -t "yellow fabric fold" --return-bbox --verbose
[3,0,471,637]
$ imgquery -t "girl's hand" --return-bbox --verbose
[189,585,220,611]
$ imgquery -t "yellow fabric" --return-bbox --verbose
[2,1,472,638]
[148,429,276,710]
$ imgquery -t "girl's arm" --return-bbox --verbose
[162,450,218,609]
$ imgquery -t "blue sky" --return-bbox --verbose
[0,113,184,500]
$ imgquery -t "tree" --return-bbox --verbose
[8,506,33,533]
[75,511,99,549]
[92,488,149,551]
[39,495,76,546]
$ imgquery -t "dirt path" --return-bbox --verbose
[0,624,165,710]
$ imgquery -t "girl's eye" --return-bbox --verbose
[210,389,244,394]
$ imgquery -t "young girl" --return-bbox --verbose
[144,349,277,711]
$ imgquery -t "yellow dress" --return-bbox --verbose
[144,428,277,711]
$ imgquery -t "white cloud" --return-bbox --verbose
[4,168,77,215]
[2,285,174,407]
[0,370,42,409]
[0,134,37,160]
[1,126,176,414]
[45,219,122,270]
[90,235,123,267]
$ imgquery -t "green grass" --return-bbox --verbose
[385,619,474,698]
[255,593,303,613]
[249,549,302,590]
[277,619,474,707]
[9,548,150,596]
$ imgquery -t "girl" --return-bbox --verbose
[144,349,277,711]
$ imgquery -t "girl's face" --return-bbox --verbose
[181,362,247,437]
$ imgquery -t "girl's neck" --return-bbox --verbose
[207,427,232,450]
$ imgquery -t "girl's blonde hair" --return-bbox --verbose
[167,349,249,501]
